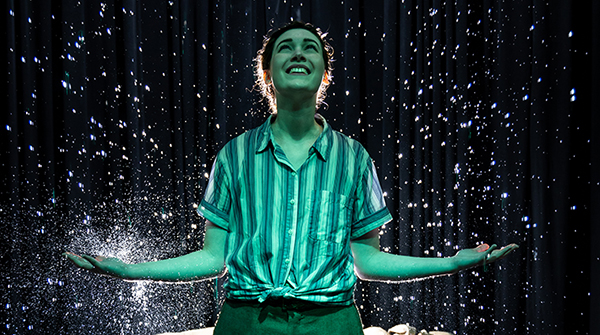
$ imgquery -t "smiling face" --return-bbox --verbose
[268,28,326,106]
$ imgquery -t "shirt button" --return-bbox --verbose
[291,172,297,177]
[287,229,293,235]
[290,199,296,205]
[285,259,290,264]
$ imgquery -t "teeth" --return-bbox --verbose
[289,67,308,74]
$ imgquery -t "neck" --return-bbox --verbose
[272,99,320,141]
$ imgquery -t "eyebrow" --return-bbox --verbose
[276,38,320,48]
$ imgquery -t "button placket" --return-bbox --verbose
[281,169,300,284]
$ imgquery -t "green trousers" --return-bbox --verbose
[213,298,364,335]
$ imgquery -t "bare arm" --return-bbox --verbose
[350,228,518,282]
[65,220,227,282]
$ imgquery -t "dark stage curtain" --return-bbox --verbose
[3,1,598,334]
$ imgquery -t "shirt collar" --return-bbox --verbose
[256,113,332,162]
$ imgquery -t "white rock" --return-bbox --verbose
[363,326,389,335]
[156,327,214,335]
[388,324,417,335]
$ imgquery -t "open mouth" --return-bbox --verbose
[286,64,311,75]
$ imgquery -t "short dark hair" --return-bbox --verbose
[254,21,334,112]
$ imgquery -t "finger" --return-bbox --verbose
[501,244,518,252]
[483,244,498,263]
[82,255,104,267]
[480,243,497,255]
[498,243,518,251]
[494,244,519,260]
[65,253,95,270]
[64,252,84,263]
[487,245,516,263]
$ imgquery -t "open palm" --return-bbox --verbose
[64,252,131,278]
[453,243,519,271]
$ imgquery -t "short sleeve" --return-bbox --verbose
[197,149,232,230]
[350,158,393,239]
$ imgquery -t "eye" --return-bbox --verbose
[305,44,318,51]
[278,44,291,51]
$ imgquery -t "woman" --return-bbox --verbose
[66,21,518,334]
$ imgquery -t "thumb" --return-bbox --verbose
[475,244,490,252]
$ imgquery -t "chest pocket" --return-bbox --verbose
[307,190,354,244]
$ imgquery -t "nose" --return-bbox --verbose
[291,48,306,61]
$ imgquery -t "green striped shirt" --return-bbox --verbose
[198,114,392,305]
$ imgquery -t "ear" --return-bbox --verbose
[263,71,271,84]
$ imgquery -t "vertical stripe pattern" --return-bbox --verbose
[199,114,392,305]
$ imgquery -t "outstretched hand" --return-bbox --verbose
[63,252,132,279]
[452,243,519,271]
